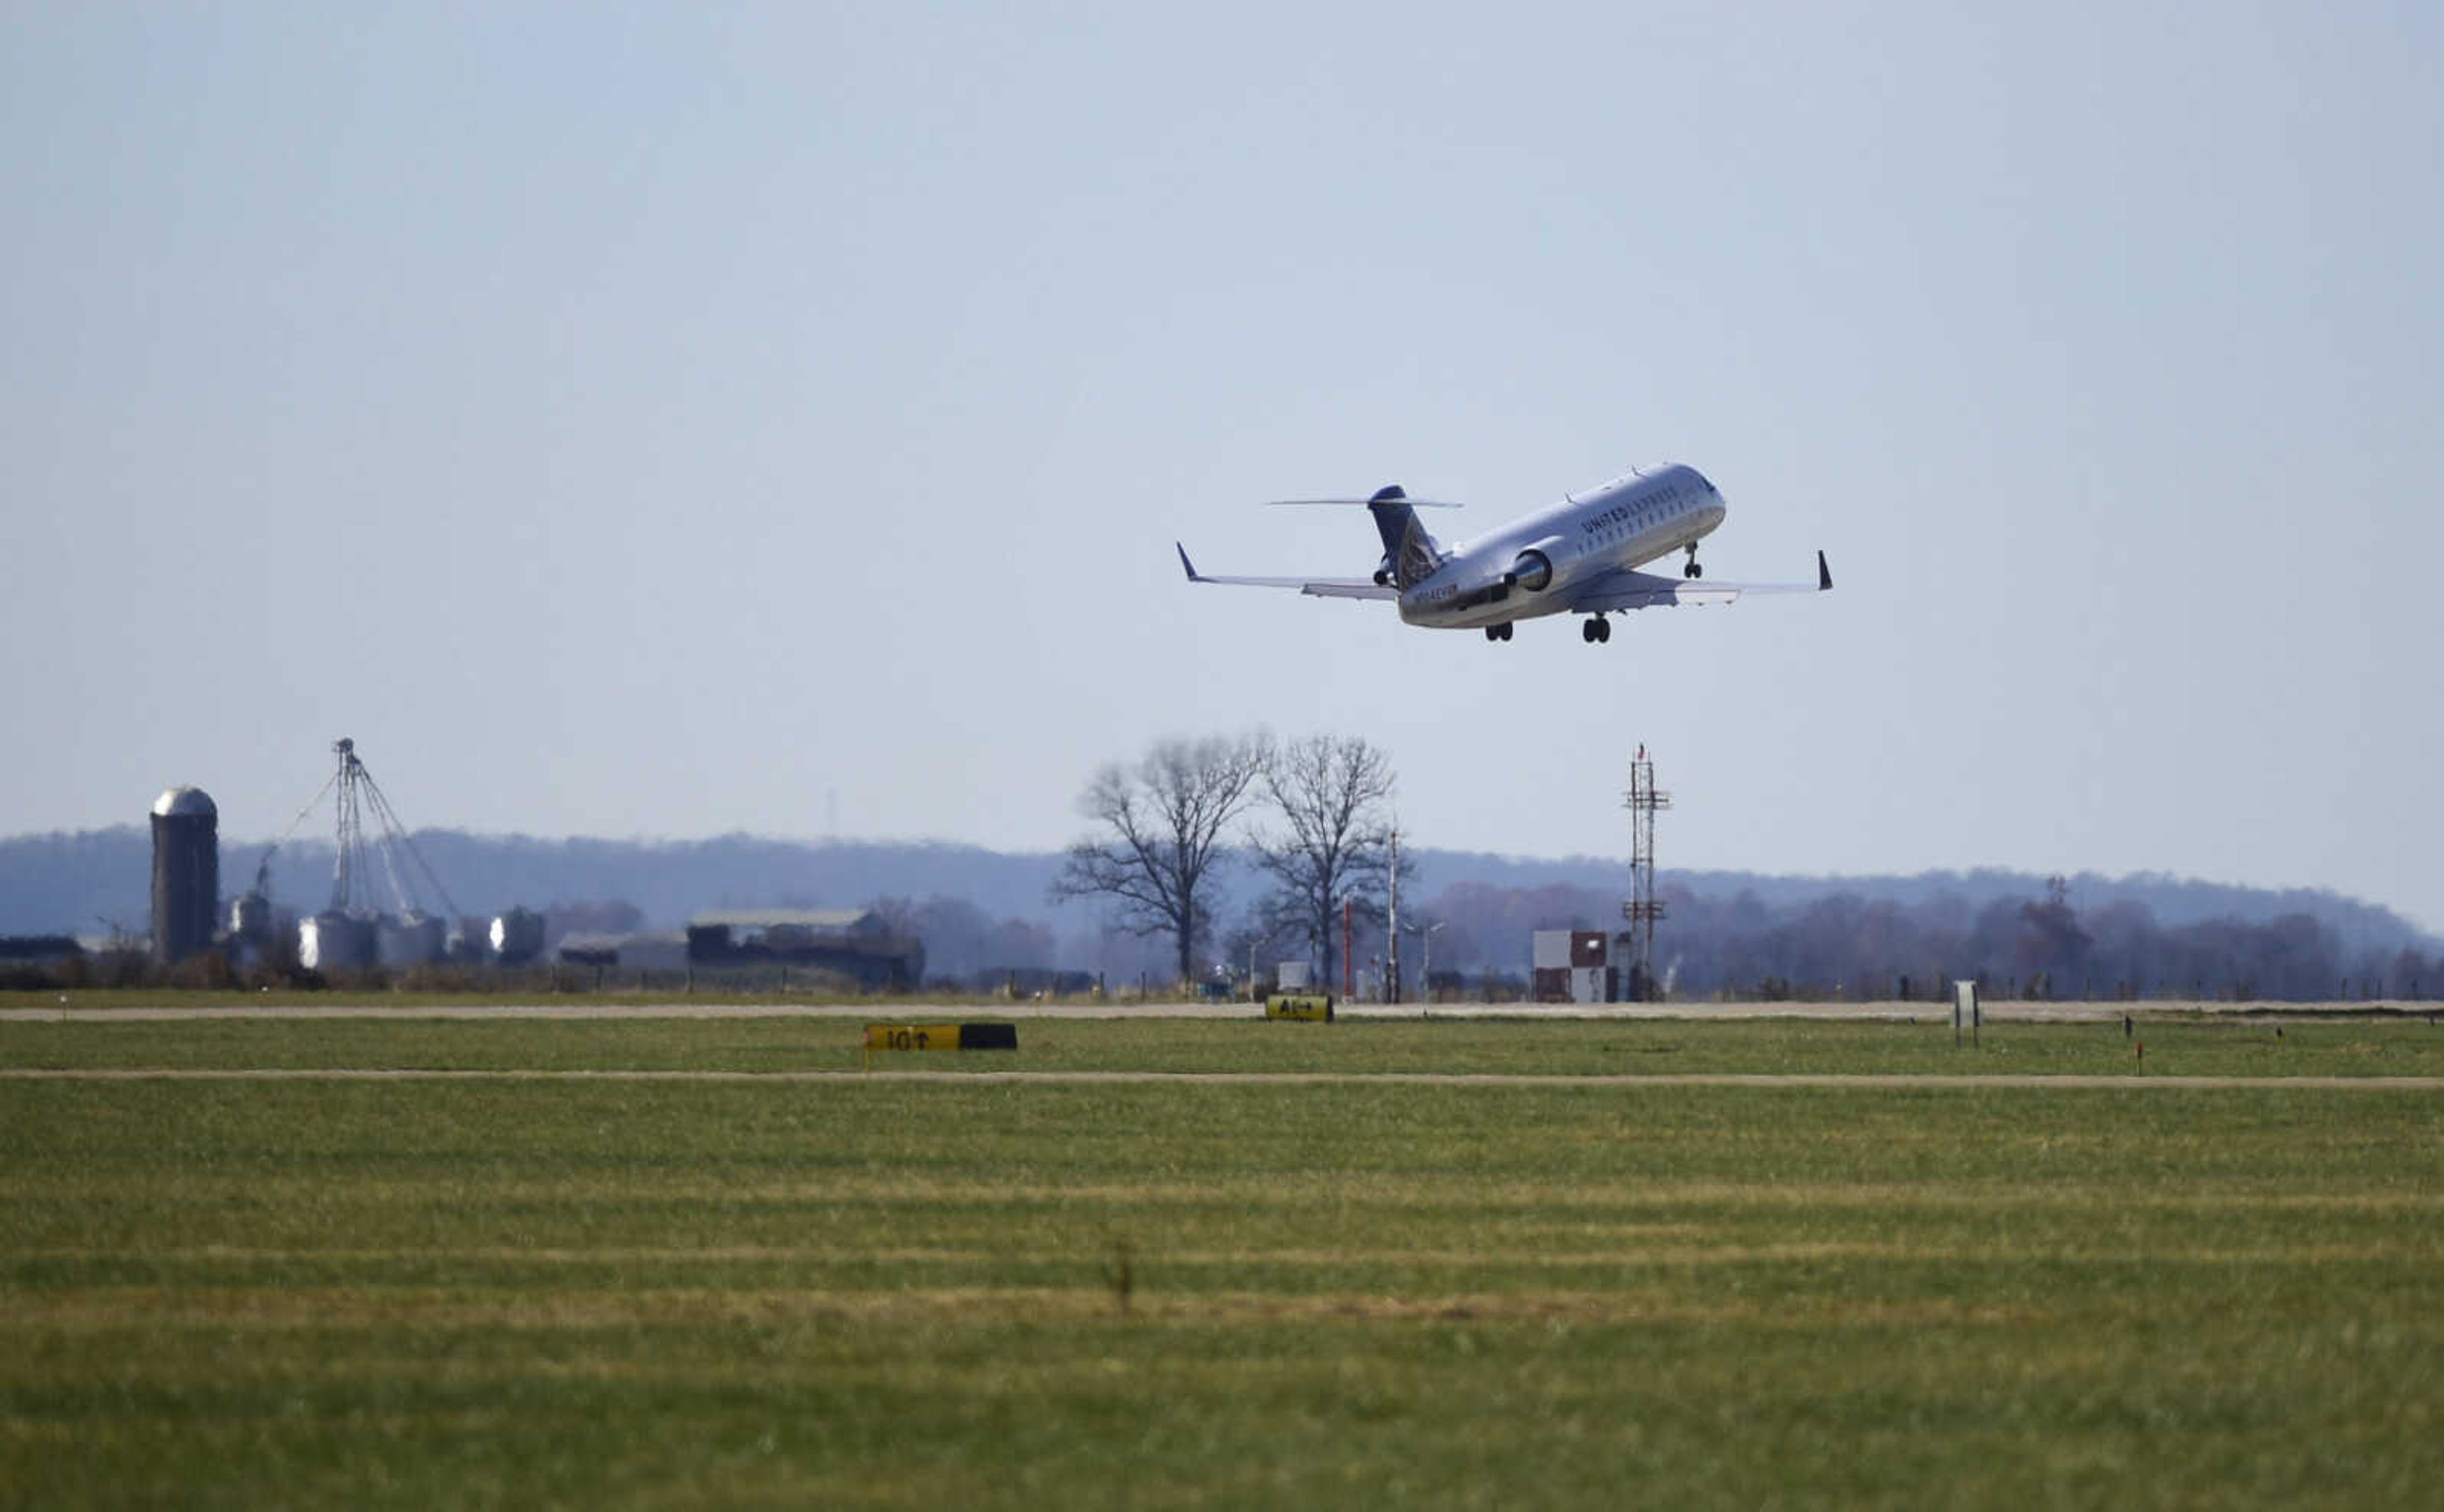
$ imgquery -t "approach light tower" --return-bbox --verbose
[1620,745,1671,1002]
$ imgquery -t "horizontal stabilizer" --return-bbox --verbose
[1176,542,1398,601]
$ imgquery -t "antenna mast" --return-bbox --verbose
[1620,745,1671,1001]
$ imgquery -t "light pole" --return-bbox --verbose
[1406,920,1446,1003]
[1386,820,1400,1004]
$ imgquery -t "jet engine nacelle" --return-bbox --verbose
[1510,536,1566,593]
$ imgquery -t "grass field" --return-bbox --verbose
[6,1012,2443,1077]
[3,1017,2440,1508]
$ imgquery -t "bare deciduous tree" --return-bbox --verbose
[1049,734,1270,988]
[1251,734,1407,991]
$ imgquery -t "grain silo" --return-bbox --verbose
[150,786,220,964]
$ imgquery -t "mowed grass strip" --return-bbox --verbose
[7,1012,2444,1077]
[2,1074,2440,1508]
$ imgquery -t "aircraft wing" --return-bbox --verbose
[1566,550,1834,613]
[1176,543,1400,601]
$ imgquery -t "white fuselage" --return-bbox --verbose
[1397,464,1727,628]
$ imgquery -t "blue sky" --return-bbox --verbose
[5,3,2440,929]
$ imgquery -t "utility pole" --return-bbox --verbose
[1342,897,1353,1001]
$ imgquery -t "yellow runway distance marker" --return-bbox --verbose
[863,1022,1020,1053]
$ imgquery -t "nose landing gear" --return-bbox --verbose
[1682,542,1703,580]
[1580,616,1612,643]
[1482,622,1513,642]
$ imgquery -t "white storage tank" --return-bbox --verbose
[299,911,376,971]
[227,891,273,946]
[489,906,545,965]
[376,911,446,967]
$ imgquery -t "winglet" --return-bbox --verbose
[1176,542,1204,582]
[1816,550,1833,591]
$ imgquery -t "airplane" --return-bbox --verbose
[1176,463,1830,643]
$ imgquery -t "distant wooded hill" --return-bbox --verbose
[4,827,2431,994]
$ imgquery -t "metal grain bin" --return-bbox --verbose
[376,911,447,968]
[299,911,376,972]
[227,890,271,942]
[489,906,544,965]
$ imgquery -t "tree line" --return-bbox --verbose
[1415,874,2439,1002]
[1042,734,2441,1003]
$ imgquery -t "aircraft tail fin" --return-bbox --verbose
[1365,485,1445,589]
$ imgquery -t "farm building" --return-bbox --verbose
[554,930,690,970]
[685,908,924,989]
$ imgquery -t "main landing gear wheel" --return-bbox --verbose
[1581,617,1611,643]
[1483,623,1513,642]
[1683,543,1703,580]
